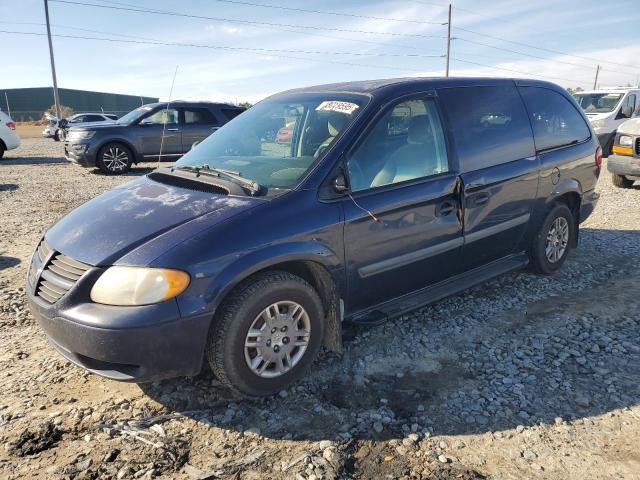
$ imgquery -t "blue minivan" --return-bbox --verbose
[27,77,601,396]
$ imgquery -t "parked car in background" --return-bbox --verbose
[43,112,118,141]
[607,117,640,188]
[27,77,600,396]
[573,87,639,155]
[64,101,245,174]
[0,109,20,158]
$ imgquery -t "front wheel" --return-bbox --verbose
[529,203,575,275]
[0,144,4,159]
[206,271,325,396]
[612,173,634,189]
[97,142,132,174]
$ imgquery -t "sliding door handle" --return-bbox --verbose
[468,192,490,207]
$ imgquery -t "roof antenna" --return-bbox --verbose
[158,65,179,169]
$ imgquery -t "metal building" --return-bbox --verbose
[1,87,158,121]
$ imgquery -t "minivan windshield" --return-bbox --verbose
[116,106,154,125]
[176,93,367,191]
[573,93,624,113]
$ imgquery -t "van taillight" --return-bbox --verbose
[595,145,602,170]
[6,122,16,130]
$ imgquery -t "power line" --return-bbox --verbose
[454,26,640,71]
[0,26,444,60]
[0,19,446,57]
[202,0,447,25]
[0,30,433,72]
[454,37,639,77]
[451,57,591,85]
[49,1,448,40]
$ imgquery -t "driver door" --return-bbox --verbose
[138,107,183,158]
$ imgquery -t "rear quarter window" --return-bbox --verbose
[438,85,535,172]
[519,87,591,151]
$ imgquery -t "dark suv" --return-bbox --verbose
[28,78,601,396]
[64,101,245,174]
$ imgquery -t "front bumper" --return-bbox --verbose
[27,291,212,383]
[607,154,640,177]
[64,142,95,167]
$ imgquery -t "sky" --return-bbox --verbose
[1,0,639,104]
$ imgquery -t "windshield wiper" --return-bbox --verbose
[174,165,263,195]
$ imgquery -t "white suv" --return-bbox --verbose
[573,88,639,155]
[0,109,20,158]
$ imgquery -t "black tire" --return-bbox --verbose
[53,131,60,142]
[529,203,576,275]
[0,144,4,159]
[96,142,133,175]
[612,173,634,189]
[207,271,325,396]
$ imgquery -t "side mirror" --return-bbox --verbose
[140,119,153,127]
[333,174,349,193]
[191,141,200,150]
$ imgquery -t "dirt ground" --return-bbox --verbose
[14,125,45,140]
[0,138,639,480]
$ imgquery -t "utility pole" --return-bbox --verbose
[44,0,61,119]
[445,3,452,77]
[593,65,600,90]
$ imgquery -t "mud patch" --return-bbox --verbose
[10,421,62,456]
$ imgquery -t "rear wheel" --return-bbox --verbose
[97,142,132,174]
[206,271,324,396]
[529,203,575,275]
[0,144,5,159]
[612,173,634,188]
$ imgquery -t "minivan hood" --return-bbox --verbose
[45,176,263,266]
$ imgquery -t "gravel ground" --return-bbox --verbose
[1,138,639,480]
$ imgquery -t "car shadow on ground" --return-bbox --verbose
[139,227,640,442]
[0,184,19,192]
[0,255,20,271]
[1,157,67,165]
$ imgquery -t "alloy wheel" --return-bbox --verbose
[244,301,311,378]
[102,146,129,173]
[545,216,569,263]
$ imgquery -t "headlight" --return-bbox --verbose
[619,135,633,146]
[90,266,190,306]
[590,119,605,129]
[67,130,95,142]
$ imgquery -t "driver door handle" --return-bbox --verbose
[436,200,456,217]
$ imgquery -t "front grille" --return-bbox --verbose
[29,240,91,304]
[635,137,640,156]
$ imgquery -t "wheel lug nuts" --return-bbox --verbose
[266,339,271,346]
[271,327,276,333]
[273,345,280,353]
[282,337,289,344]
[281,326,287,332]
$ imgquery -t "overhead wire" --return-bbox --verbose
[49,1,448,40]
[0,30,435,73]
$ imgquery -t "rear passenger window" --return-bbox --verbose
[439,86,535,172]
[184,108,218,125]
[519,87,591,151]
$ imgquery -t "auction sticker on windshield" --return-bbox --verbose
[316,101,359,115]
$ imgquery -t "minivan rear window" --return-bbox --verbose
[438,86,535,172]
[520,87,591,152]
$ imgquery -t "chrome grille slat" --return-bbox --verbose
[29,243,91,305]
[635,137,640,155]
[51,258,86,277]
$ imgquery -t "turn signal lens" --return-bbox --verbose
[90,266,190,306]
[612,145,633,156]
